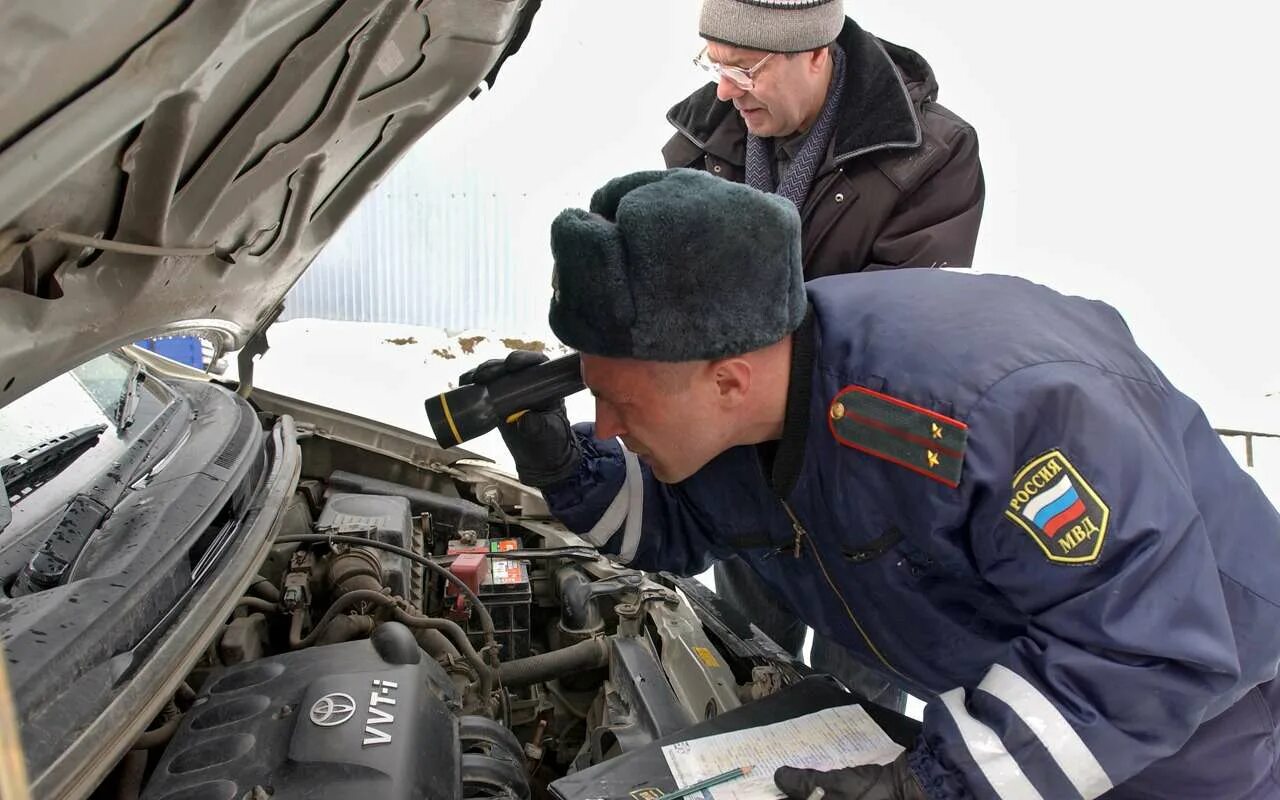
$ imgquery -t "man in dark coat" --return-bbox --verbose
[664,0,986,710]
[664,0,985,276]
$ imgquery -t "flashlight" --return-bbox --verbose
[425,352,586,449]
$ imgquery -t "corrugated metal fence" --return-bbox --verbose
[282,127,579,336]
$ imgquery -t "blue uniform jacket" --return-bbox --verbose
[542,269,1280,800]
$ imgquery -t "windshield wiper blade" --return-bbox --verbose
[0,424,108,509]
[11,402,181,594]
[114,363,146,430]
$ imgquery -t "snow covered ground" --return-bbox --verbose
[222,318,585,473]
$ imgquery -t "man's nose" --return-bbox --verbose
[716,76,745,102]
[594,400,625,441]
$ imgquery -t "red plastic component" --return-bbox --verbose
[449,552,487,613]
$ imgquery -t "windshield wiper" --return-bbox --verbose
[0,425,108,516]
[11,403,180,594]
[114,362,146,430]
[0,476,9,534]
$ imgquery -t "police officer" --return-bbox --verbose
[663,0,985,713]
[465,169,1280,799]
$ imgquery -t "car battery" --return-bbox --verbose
[446,537,531,660]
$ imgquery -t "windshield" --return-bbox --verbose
[0,352,173,535]
[0,354,140,453]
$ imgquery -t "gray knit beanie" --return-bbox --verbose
[700,0,845,53]
[547,169,806,362]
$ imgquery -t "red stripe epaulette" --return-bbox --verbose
[827,385,968,488]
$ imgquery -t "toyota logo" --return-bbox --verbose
[309,692,357,727]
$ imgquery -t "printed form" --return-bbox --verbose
[661,705,905,800]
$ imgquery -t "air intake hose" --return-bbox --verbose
[496,637,610,688]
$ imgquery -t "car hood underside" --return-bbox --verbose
[0,0,539,409]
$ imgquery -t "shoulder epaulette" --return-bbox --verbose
[827,385,968,488]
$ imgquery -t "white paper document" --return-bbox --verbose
[661,705,904,800]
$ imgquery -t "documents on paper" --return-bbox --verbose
[661,705,905,800]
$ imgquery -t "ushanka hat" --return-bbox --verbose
[700,0,845,53]
[548,169,806,361]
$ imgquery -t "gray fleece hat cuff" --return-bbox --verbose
[700,0,845,53]
[548,169,806,362]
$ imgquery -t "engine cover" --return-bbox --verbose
[142,623,461,800]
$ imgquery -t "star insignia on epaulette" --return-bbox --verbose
[827,386,968,487]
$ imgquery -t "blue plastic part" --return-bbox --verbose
[136,336,203,368]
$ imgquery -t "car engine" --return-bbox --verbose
[139,623,507,800]
[106,418,804,800]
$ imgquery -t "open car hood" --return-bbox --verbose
[0,0,539,409]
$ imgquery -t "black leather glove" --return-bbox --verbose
[775,752,926,800]
[457,350,581,488]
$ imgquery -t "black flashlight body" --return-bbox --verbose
[425,352,585,449]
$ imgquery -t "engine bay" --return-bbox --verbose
[93,397,807,800]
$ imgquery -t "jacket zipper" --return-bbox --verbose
[779,499,907,680]
[783,498,807,557]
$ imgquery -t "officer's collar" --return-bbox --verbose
[763,305,815,497]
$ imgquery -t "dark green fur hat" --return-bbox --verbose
[548,168,806,361]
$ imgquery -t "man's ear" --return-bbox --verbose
[710,358,752,406]
[806,45,830,75]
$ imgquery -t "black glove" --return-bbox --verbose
[775,752,926,800]
[457,350,581,488]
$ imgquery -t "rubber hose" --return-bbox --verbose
[248,576,281,603]
[274,533,498,662]
[497,637,610,688]
[115,749,148,800]
[415,627,460,659]
[286,588,497,714]
[235,596,278,614]
[134,701,181,749]
[315,613,374,645]
[289,589,396,649]
[391,608,494,705]
[416,628,480,708]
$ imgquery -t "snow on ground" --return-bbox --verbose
[222,318,597,475]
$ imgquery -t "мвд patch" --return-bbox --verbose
[1004,450,1109,564]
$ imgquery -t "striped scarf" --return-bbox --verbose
[745,44,846,211]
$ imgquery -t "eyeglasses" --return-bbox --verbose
[692,45,774,91]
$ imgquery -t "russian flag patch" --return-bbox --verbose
[1005,450,1110,564]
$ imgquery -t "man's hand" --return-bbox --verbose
[458,350,581,488]
[774,752,926,800]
